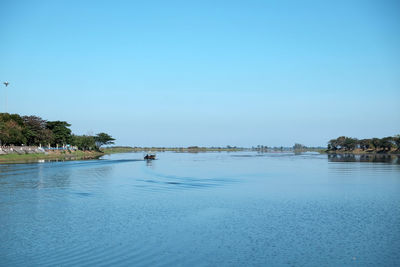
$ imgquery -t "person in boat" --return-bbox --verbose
[144,153,156,160]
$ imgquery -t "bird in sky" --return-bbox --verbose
[3,82,9,87]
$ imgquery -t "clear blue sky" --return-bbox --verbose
[1,0,399,147]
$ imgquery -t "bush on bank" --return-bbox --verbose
[327,135,400,152]
[0,113,115,150]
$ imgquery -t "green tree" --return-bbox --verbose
[359,139,372,150]
[22,116,54,146]
[293,143,306,150]
[394,135,400,150]
[0,120,27,145]
[94,133,115,148]
[371,138,381,150]
[46,121,72,146]
[328,138,338,150]
[71,135,96,151]
[343,137,358,151]
[0,113,27,145]
[0,113,25,126]
[380,137,394,151]
[328,136,357,151]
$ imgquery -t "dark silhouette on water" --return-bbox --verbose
[144,153,156,160]
[328,154,400,164]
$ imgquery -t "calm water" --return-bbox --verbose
[1,152,400,266]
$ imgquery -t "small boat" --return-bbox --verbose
[144,153,156,160]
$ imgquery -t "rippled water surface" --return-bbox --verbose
[1,152,400,266]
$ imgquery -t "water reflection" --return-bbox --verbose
[145,159,155,168]
[328,154,400,164]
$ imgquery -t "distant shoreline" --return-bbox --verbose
[103,147,400,156]
[102,147,244,153]
[2,146,399,164]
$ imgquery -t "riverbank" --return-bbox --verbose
[0,150,104,164]
[0,146,156,164]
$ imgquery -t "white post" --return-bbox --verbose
[5,85,7,113]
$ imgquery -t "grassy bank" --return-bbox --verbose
[0,150,104,164]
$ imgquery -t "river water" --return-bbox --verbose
[1,152,399,266]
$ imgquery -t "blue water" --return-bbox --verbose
[1,152,400,266]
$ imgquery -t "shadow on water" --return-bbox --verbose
[328,154,400,164]
[145,159,156,168]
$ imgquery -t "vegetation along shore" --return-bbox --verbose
[0,113,115,163]
[327,135,400,154]
[1,113,399,163]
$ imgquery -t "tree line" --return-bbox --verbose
[328,135,400,152]
[0,113,115,150]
